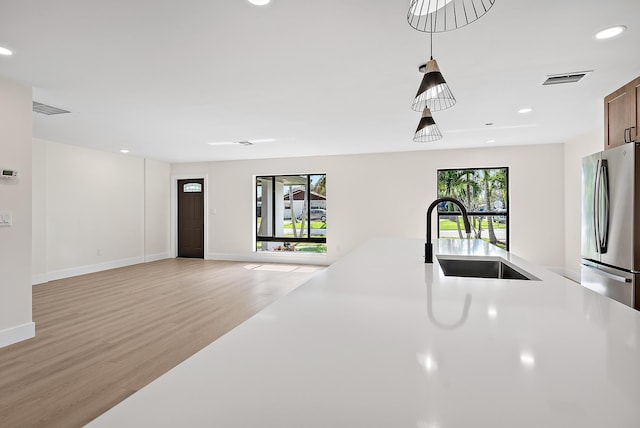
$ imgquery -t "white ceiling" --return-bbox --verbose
[0,0,639,163]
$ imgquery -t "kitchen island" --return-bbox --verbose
[89,238,640,427]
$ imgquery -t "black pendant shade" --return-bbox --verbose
[414,107,443,142]
[412,58,456,112]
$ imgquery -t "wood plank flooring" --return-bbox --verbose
[0,258,321,427]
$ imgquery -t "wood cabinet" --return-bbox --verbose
[632,77,640,143]
[605,76,640,149]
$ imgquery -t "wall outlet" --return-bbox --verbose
[0,211,12,227]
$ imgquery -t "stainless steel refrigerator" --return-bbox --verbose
[582,143,640,310]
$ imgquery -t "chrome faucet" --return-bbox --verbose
[425,197,471,263]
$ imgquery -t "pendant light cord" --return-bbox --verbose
[429,14,434,60]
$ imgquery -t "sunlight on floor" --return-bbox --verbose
[243,264,323,273]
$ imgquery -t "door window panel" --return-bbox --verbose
[183,183,202,193]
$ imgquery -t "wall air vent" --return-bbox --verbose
[543,71,592,86]
[32,101,71,115]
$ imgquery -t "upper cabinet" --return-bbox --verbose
[605,76,640,150]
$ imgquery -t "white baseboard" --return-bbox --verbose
[46,256,145,282]
[206,252,330,266]
[145,252,170,263]
[31,273,48,286]
[34,253,171,284]
[0,322,35,348]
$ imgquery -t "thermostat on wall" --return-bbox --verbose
[1,169,18,179]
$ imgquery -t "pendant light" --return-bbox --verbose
[412,31,456,112]
[407,0,496,33]
[414,107,443,142]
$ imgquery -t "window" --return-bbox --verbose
[437,167,509,250]
[256,174,326,253]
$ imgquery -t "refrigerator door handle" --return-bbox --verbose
[594,159,601,252]
[600,159,610,253]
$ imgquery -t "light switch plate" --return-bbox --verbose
[0,211,12,227]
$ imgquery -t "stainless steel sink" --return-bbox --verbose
[437,257,538,280]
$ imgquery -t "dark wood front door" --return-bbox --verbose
[178,179,204,258]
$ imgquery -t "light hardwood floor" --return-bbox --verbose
[0,258,322,427]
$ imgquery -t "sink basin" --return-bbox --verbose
[437,257,538,281]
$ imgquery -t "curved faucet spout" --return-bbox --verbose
[425,197,471,263]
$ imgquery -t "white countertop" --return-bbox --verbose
[89,238,640,427]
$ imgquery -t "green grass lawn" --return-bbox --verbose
[256,218,327,252]
[283,221,326,229]
[439,218,505,230]
[294,243,327,253]
[257,219,326,229]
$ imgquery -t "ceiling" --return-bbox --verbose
[0,0,639,163]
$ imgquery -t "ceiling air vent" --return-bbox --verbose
[32,101,71,115]
[542,71,592,86]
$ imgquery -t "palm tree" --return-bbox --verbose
[481,170,498,244]
[312,175,326,196]
[487,169,507,246]
[288,186,299,238]
[438,170,465,238]
[458,170,481,238]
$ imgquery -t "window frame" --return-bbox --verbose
[255,174,327,248]
[436,167,510,250]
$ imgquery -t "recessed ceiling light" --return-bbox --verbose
[518,107,533,114]
[120,149,130,154]
[487,139,496,143]
[487,306,498,319]
[248,0,270,5]
[520,352,535,367]
[0,46,13,56]
[594,25,626,40]
[416,353,438,373]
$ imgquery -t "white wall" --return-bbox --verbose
[32,139,47,285]
[171,143,566,268]
[564,129,602,280]
[0,76,34,347]
[145,158,171,262]
[32,139,171,282]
